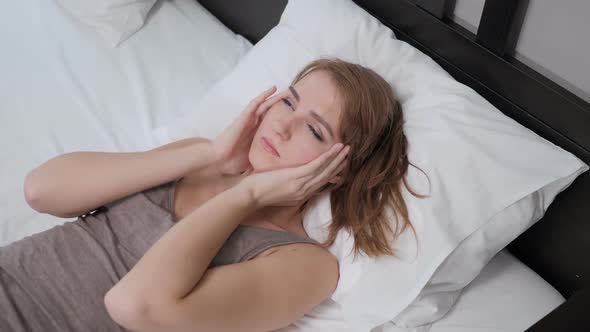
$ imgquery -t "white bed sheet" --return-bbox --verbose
[372,249,565,332]
[0,0,251,246]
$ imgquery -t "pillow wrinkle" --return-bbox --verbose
[54,0,157,47]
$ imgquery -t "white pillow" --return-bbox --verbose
[374,250,565,332]
[55,0,157,47]
[390,172,582,327]
[151,0,589,329]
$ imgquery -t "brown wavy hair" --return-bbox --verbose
[295,57,430,261]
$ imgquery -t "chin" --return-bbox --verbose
[248,151,273,173]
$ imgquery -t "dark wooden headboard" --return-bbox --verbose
[197,0,590,300]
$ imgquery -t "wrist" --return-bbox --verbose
[189,141,220,169]
[233,179,262,209]
[206,143,233,175]
[230,181,261,211]
[212,145,225,166]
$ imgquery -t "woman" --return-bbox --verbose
[2,58,425,331]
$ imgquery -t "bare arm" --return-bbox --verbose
[105,182,339,332]
[24,137,216,218]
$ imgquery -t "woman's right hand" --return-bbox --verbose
[211,86,280,175]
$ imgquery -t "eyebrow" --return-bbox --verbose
[289,86,335,139]
[289,86,300,102]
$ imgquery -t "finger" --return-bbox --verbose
[308,145,350,189]
[331,159,347,179]
[294,143,345,179]
[253,95,281,127]
[253,93,283,127]
[255,93,283,117]
[246,88,278,129]
[336,158,348,175]
[330,159,348,183]
[322,144,350,176]
[247,86,277,113]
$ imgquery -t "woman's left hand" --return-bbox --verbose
[241,143,351,208]
[211,86,281,175]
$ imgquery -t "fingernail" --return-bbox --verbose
[335,143,343,149]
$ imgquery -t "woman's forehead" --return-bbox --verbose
[293,71,342,110]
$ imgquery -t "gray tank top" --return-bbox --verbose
[0,180,319,331]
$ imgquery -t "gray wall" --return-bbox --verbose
[452,0,590,103]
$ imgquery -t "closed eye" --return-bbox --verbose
[282,98,324,142]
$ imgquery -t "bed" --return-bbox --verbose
[2,0,589,331]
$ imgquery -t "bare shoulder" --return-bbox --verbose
[263,242,340,297]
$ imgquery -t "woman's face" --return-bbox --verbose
[249,70,344,175]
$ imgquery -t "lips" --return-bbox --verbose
[261,137,280,157]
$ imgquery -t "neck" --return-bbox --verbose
[257,204,303,230]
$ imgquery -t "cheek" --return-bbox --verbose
[254,113,271,137]
[291,146,324,166]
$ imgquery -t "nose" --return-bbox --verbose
[273,113,299,140]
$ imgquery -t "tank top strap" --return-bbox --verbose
[211,225,321,267]
[240,236,321,262]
